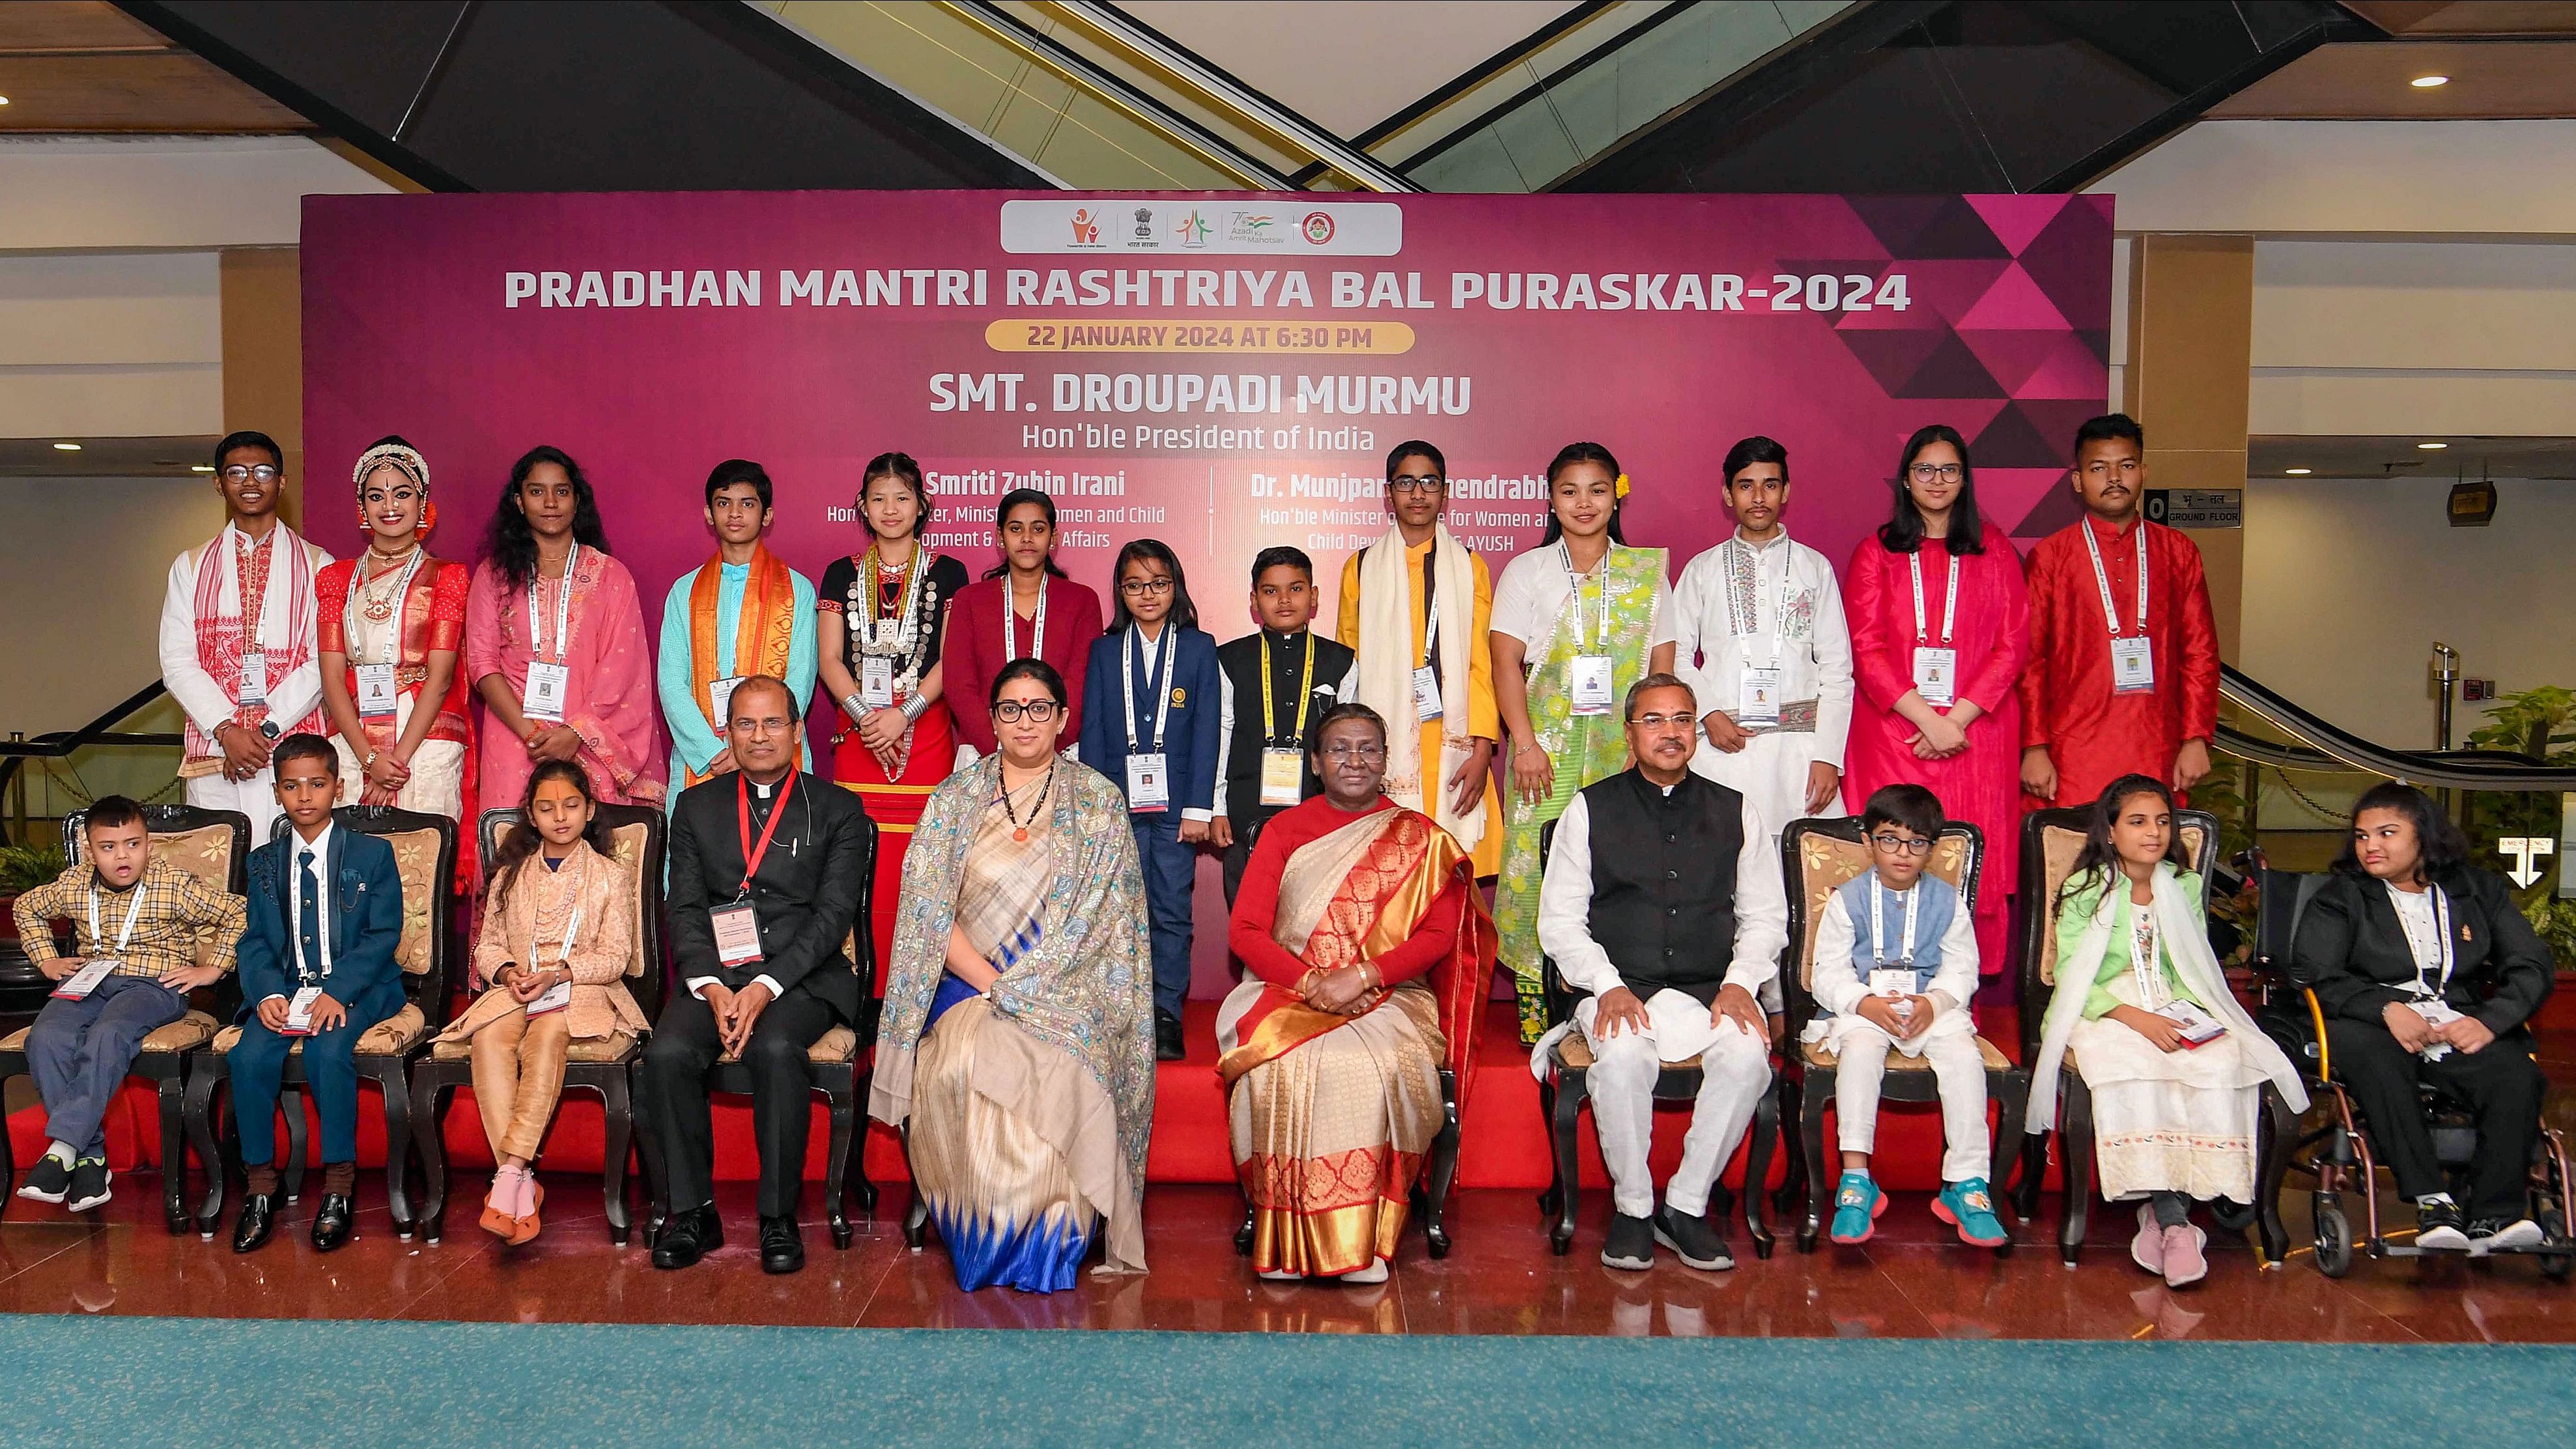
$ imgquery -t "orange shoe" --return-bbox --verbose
[507,1179,545,1246]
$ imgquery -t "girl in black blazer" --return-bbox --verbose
[2290,782,2554,1252]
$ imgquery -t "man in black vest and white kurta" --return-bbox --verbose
[1537,672,1787,1273]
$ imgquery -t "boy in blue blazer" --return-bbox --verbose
[226,733,406,1253]
[1079,540,1221,1061]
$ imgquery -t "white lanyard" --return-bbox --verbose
[1867,878,1919,964]
[1421,588,1441,668]
[347,548,427,666]
[87,882,147,959]
[2127,895,2164,1007]
[1008,578,1047,662]
[556,903,584,969]
[1559,543,1613,650]
[2081,522,2149,638]
[528,542,581,664]
[2388,882,2455,996]
[1908,549,1959,646]
[1722,536,1796,667]
[1122,625,1176,753]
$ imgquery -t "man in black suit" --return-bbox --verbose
[641,674,871,1274]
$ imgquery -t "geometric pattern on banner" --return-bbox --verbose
[1969,399,2065,470]
[1964,193,2070,257]
[2016,331,2115,401]
[1955,330,2071,398]
[1895,330,2006,401]
[1847,195,1967,260]
[1977,466,2074,542]
[2010,474,2093,539]
[1957,263,2071,332]
[2016,197,2115,333]
[1836,328,1957,397]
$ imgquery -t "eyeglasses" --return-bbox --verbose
[993,699,1059,723]
[1118,578,1174,596]
[1869,832,1935,855]
[1320,743,1386,763]
[1630,712,1696,731]
[728,716,795,733]
[1907,462,1962,483]
[219,465,281,484]
[1389,475,1445,495]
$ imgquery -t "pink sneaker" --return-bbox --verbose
[2161,1223,2208,1288]
[2129,1203,2164,1275]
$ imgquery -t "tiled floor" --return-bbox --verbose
[5,1173,2573,1341]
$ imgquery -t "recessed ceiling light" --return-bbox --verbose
[0,96,11,107]
[191,464,215,473]
[2411,75,2448,89]
[51,442,81,451]
[2285,468,2312,475]
[2416,441,2448,450]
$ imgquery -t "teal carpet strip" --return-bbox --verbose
[7,1315,2569,1446]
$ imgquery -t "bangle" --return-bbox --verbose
[901,694,930,724]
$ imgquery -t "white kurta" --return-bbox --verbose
[158,523,333,836]
[1670,530,1854,833]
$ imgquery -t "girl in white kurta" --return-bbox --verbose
[2028,774,2305,1287]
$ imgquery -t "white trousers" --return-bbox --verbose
[1691,729,1837,1015]
[1578,988,1773,1218]
[1832,1021,1990,1181]
[185,768,285,841]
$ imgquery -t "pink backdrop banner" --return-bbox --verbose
[302,190,2112,624]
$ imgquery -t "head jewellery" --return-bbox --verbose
[352,443,430,496]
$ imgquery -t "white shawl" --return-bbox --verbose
[1354,523,1484,851]
[2026,863,2307,1123]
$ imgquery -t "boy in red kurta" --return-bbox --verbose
[2018,414,2221,809]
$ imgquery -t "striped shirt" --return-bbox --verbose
[12,855,244,981]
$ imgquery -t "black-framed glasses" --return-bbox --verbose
[1118,577,1174,596]
[993,699,1059,723]
[1631,712,1695,731]
[1389,475,1445,495]
[1906,462,1962,483]
[1319,742,1386,763]
[219,465,281,484]
[1869,832,1934,855]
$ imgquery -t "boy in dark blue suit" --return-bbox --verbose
[1080,540,1221,1061]
[226,733,406,1253]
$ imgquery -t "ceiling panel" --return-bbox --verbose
[2249,434,2576,481]
[0,51,308,131]
[2345,1,2576,36]
[0,434,221,478]
[2211,39,2576,118]
[0,1,168,52]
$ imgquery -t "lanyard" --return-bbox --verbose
[1421,566,1442,671]
[1908,548,1960,646]
[2127,894,2164,1007]
[1867,878,1919,964]
[1006,578,1047,662]
[1258,630,1316,747]
[556,904,584,969]
[1722,535,1796,667]
[864,543,928,653]
[347,547,426,666]
[734,771,796,899]
[2081,522,2149,638]
[235,529,272,653]
[87,882,147,960]
[2388,882,2455,996]
[1559,543,1613,651]
[528,542,581,664]
[1122,625,1176,753]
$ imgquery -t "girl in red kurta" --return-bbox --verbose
[315,438,473,820]
[940,488,1103,759]
[1843,425,2031,973]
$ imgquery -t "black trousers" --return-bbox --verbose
[2323,1016,2545,1217]
[637,987,839,1220]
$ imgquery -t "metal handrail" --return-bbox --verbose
[1,681,180,845]
[2216,665,2576,791]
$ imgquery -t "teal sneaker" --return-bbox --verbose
[1828,1172,1884,1245]
[1934,1177,2011,1247]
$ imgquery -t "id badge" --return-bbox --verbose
[1568,654,1615,717]
[1411,665,1445,723]
[528,976,572,1016]
[2153,999,2225,1045]
[238,647,267,706]
[1912,646,1957,707]
[2111,636,2155,694]
[1739,666,1783,726]
[1125,752,1170,812]
[711,901,763,966]
[1867,967,1916,998]
[708,675,744,728]
[283,985,323,1035]
[859,656,895,710]
[51,959,119,1000]
[1260,747,1305,808]
[522,661,570,722]
[354,663,399,718]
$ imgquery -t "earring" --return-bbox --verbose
[419,499,438,539]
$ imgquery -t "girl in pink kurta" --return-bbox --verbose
[1843,425,2031,973]
[466,445,666,824]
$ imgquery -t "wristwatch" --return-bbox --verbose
[257,720,281,740]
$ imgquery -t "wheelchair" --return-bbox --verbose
[2249,860,2573,1280]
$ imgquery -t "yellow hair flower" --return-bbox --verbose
[1613,471,1631,500]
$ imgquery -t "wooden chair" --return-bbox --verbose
[1530,821,1785,1259]
[2009,808,2289,1265]
[184,806,457,1239]
[639,813,880,1250]
[0,805,249,1234]
[408,806,666,1244]
[1776,817,2025,1252]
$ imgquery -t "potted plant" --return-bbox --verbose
[2463,686,2576,968]
[0,841,69,1014]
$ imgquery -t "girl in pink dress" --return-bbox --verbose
[1843,425,2030,974]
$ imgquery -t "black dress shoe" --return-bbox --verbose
[311,1193,356,1252]
[232,1192,278,1254]
[653,1203,721,1269]
[761,1215,806,1274]
[1155,1009,1185,1062]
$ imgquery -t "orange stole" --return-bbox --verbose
[685,546,798,787]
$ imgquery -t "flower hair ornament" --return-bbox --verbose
[353,442,434,537]
[1613,471,1631,501]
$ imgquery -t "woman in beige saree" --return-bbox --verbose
[1223,702,1494,1282]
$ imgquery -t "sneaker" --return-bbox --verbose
[2130,1203,2166,1275]
[1652,1207,1735,1272]
[2467,1217,2547,1255]
[2414,1199,2470,1252]
[1932,1177,2011,1248]
[1600,1211,1655,1271]
[1828,1172,1886,1245]
[65,1159,112,1214]
[16,1155,71,1204]
[2160,1223,2209,1288]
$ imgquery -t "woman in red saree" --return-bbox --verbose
[315,436,472,818]
[1223,701,1493,1283]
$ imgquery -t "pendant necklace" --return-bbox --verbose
[998,760,1054,844]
